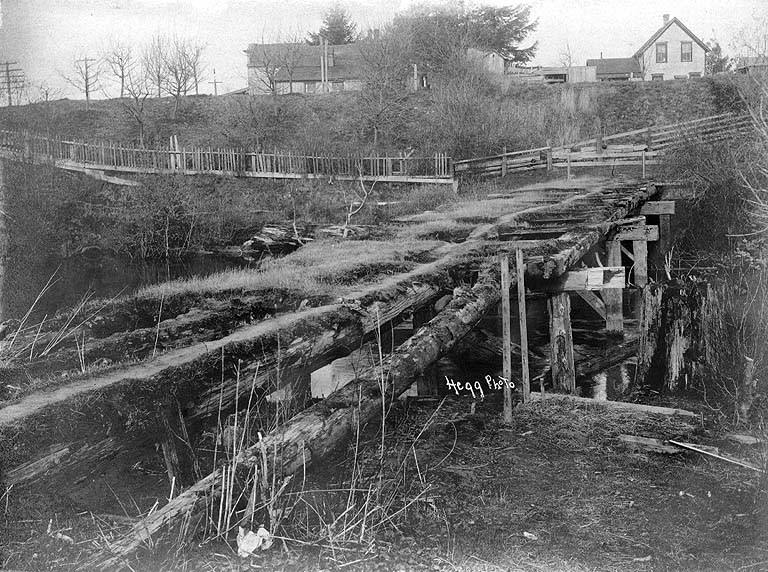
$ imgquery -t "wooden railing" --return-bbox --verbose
[454,112,754,178]
[0,130,453,184]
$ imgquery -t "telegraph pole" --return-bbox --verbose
[208,68,222,96]
[1,62,24,106]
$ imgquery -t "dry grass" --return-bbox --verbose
[135,239,445,300]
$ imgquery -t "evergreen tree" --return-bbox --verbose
[706,39,732,75]
[307,4,358,45]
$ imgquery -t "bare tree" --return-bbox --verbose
[60,54,101,110]
[29,82,62,135]
[357,29,412,147]
[162,36,195,117]
[734,9,768,58]
[280,34,306,94]
[122,68,151,145]
[250,43,283,96]
[143,34,167,98]
[101,39,135,98]
[185,41,207,95]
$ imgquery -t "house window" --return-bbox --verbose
[681,41,692,62]
[689,72,701,78]
[656,42,668,63]
[651,74,664,81]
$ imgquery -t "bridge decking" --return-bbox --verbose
[0,175,667,565]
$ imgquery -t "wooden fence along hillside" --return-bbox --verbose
[0,130,453,185]
[453,112,754,178]
[0,112,753,186]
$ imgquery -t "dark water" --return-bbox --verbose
[2,252,255,321]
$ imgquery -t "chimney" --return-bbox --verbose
[663,14,670,24]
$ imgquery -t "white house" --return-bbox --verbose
[587,15,709,81]
[633,15,709,80]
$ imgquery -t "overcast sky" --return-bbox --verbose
[0,0,764,100]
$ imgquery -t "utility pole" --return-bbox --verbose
[75,57,97,110]
[1,62,24,106]
[208,68,222,96]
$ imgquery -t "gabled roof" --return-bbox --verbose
[586,57,641,76]
[633,17,709,58]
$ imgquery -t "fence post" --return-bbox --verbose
[642,149,646,178]
[546,146,553,172]
[501,146,507,177]
[567,149,572,179]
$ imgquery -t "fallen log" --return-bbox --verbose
[529,392,697,417]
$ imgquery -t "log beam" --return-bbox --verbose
[614,225,659,241]
[575,291,606,320]
[640,201,675,215]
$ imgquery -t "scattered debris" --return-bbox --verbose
[726,433,762,446]
[236,526,273,557]
[669,440,765,473]
[522,531,539,541]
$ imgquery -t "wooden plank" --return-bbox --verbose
[575,291,606,319]
[529,393,697,417]
[548,293,575,394]
[535,266,625,292]
[640,201,675,215]
[604,241,623,333]
[500,254,513,422]
[633,239,648,288]
[614,225,659,241]
[516,249,531,401]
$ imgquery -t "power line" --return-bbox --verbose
[208,68,222,96]
[1,61,24,106]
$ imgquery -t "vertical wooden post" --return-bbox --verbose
[605,240,624,333]
[501,146,507,177]
[642,150,646,178]
[633,239,648,287]
[547,293,575,393]
[515,249,531,402]
[659,214,672,266]
[546,147,553,172]
[567,150,572,179]
[500,255,513,421]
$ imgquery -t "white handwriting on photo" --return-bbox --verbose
[444,375,515,399]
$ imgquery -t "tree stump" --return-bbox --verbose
[635,279,708,393]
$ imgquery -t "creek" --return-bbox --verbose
[1,251,255,321]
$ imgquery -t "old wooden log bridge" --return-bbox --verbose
[0,171,683,566]
[0,111,752,187]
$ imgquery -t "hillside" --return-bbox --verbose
[0,76,745,160]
